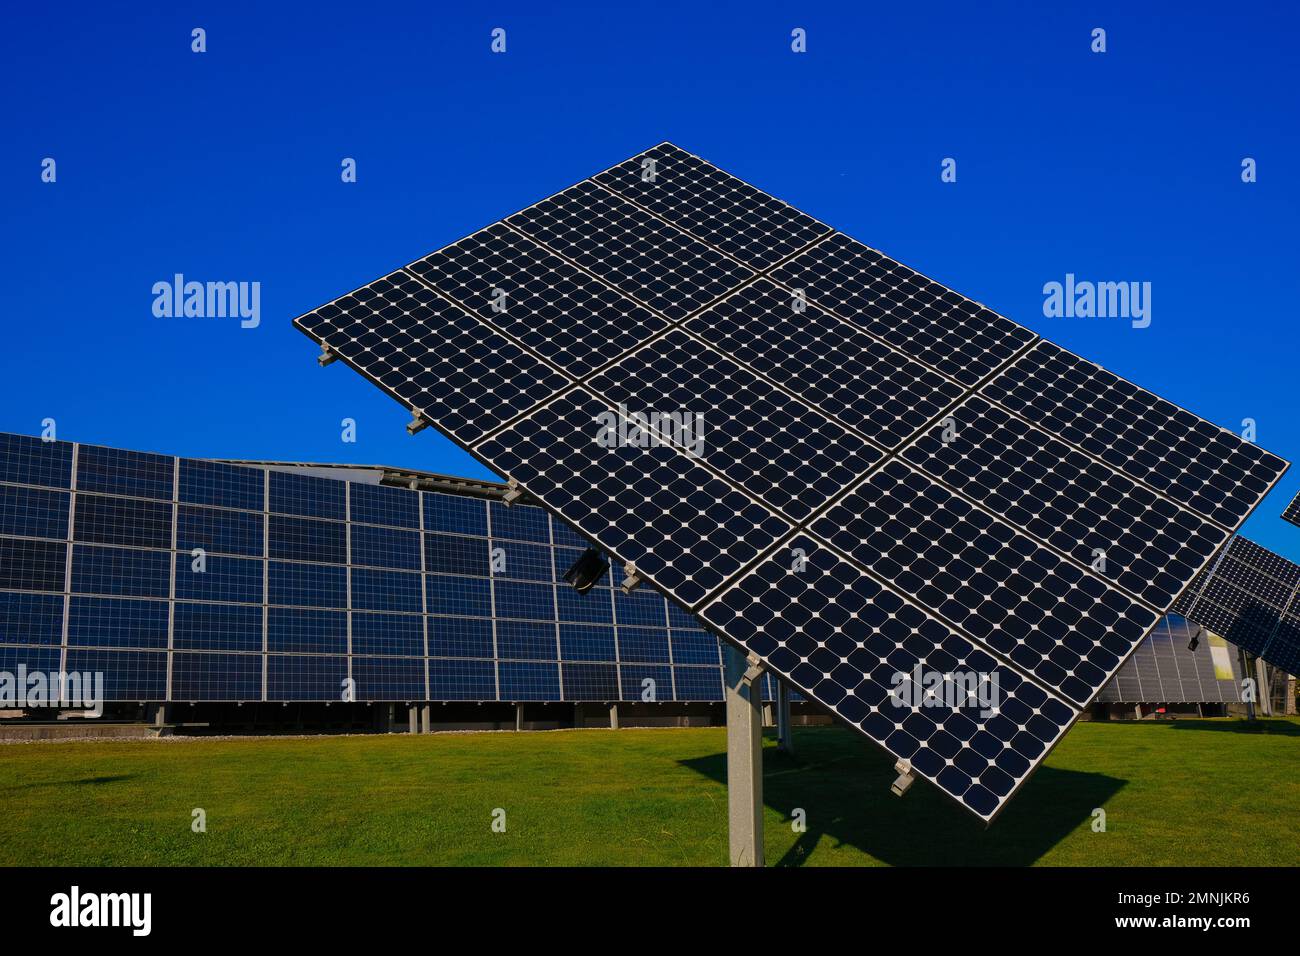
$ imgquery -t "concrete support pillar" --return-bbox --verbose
[385,703,394,733]
[515,703,525,731]
[776,680,793,754]
[1133,704,1142,720]
[420,704,432,733]
[408,706,418,734]
[1239,648,1256,720]
[152,703,169,728]
[723,643,764,868]
[609,702,619,729]
[1287,676,1297,716]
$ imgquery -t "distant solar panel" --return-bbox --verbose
[295,142,1289,821]
[1095,615,1239,704]
[1174,536,1300,676]
[1283,490,1300,529]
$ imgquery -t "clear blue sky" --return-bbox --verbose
[3,1,1298,560]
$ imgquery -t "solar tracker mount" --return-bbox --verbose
[294,141,1289,824]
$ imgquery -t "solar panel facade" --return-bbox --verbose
[294,142,1290,820]
[0,433,725,703]
[1094,615,1240,704]
[1173,536,1300,676]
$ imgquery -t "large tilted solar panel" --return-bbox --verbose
[0,431,727,703]
[1095,615,1239,704]
[294,142,1289,821]
[1173,536,1300,676]
[1283,490,1300,529]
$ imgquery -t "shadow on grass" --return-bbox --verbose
[680,729,1124,866]
[1162,718,1300,736]
[0,774,135,792]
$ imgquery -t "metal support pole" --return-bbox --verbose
[1287,675,1297,716]
[776,680,793,754]
[420,704,432,733]
[609,702,619,729]
[1254,658,1273,717]
[1238,648,1256,720]
[515,703,525,731]
[408,706,418,734]
[723,643,764,868]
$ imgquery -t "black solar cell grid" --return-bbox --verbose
[405,222,668,379]
[593,142,830,271]
[684,279,966,449]
[586,328,882,522]
[473,390,790,610]
[506,180,754,321]
[981,341,1287,530]
[699,536,1076,821]
[1283,490,1300,528]
[769,233,1038,386]
[294,270,571,446]
[901,395,1229,609]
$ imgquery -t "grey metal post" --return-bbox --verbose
[153,703,169,729]
[609,702,619,729]
[776,680,792,754]
[408,706,418,734]
[1254,658,1273,717]
[420,703,432,733]
[723,643,764,867]
[1239,648,1256,720]
[515,703,524,731]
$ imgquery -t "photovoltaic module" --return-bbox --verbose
[293,142,1289,821]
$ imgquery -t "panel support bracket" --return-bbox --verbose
[502,478,524,507]
[406,411,430,435]
[891,759,915,797]
[317,344,338,367]
[621,561,643,595]
[723,643,764,867]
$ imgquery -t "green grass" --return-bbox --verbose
[1,718,1297,865]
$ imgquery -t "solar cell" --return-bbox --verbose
[901,395,1229,608]
[808,460,1158,706]
[474,390,790,609]
[685,279,965,449]
[506,180,754,321]
[700,537,1075,821]
[769,233,1037,386]
[593,142,830,270]
[406,222,668,379]
[295,271,571,446]
[981,341,1286,530]
[587,329,883,521]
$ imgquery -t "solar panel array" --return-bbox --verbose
[1283,490,1300,529]
[294,142,1289,821]
[0,432,731,703]
[1173,535,1300,676]
[1095,615,1239,704]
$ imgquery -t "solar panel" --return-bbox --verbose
[1174,536,1300,676]
[1283,489,1300,529]
[1095,615,1239,704]
[294,142,1290,821]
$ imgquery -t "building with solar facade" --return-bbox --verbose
[0,429,1278,729]
[0,431,748,727]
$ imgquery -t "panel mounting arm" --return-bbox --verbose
[406,411,429,435]
[317,344,338,367]
[502,478,524,506]
[891,759,915,797]
[621,561,643,595]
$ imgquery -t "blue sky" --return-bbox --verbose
[3,1,1298,560]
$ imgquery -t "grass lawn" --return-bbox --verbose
[1,718,1297,866]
